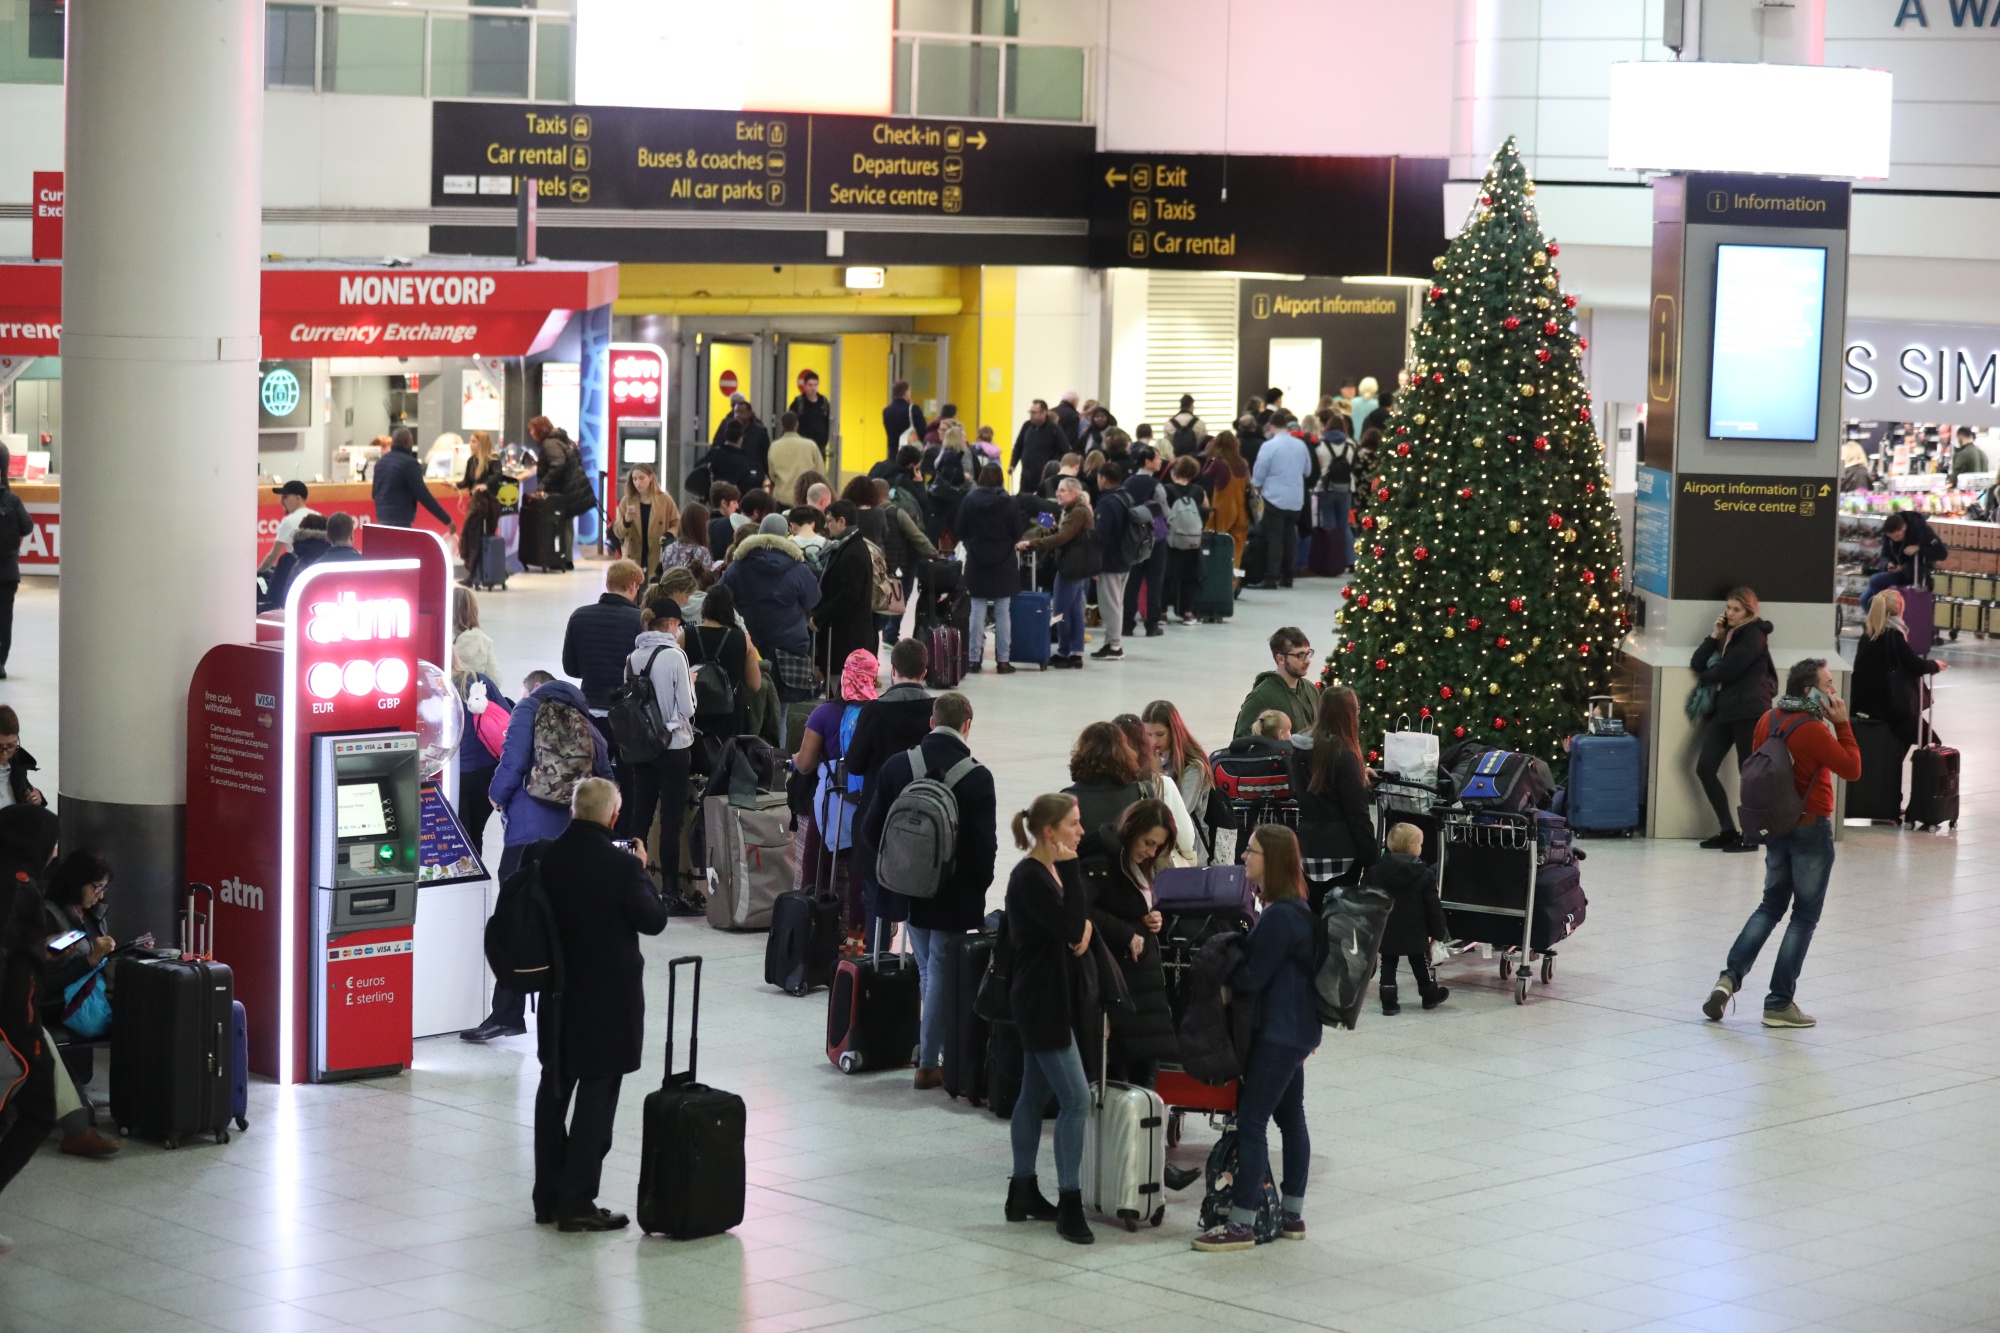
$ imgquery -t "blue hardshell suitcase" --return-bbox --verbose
[1007,583,1054,669]
[1566,732,1642,831]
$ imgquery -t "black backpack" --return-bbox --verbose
[688,627,741,732]
[483,844,563,994]
[1169,416,1201,457]
[608,647,673,765]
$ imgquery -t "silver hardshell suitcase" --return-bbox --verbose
[1081,1021,1167,1230]
[703,792,795,931]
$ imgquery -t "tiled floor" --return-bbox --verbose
[2,566,1998,1332]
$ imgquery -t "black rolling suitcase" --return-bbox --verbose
[764,818,844,996]
[111,886,237,1149]
[939,931,994,1105]
[1905,685,1959,829]
[1193,532,1236,621]
[517,493,558,571]
[826,925,921,1074]
[637,956,747,1239]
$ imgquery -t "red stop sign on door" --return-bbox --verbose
[718,369,738,396]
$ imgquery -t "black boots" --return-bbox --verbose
[1056,1189,1095,1244]
[1421,983,1450,1010]
[1005,1176,1059,1222]
[1380,983,1401,1016]
[1164,1164,1202,1192]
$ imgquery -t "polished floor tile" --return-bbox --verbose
[2,563,1999,1331]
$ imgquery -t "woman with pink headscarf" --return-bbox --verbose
[791,650,880,924]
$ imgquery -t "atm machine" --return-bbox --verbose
[310,732,421,1081]
[618,417,663,480]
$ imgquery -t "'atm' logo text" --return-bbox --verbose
[307,593,413,645]
[220,877,266,911]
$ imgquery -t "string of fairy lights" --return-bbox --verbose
[1323,137,1626,770]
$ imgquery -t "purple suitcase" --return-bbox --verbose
[925,625,965,688]
[230,999,250,1132]
[1154,865,1256,917]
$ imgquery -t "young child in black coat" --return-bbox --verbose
[1363,821,1450,1015]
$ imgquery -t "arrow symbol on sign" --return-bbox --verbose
[966,130,988,150]
[1104,167,1128,187]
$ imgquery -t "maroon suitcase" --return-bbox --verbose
[925,625,965,689]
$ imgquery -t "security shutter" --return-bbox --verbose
[1143,272,1239,435]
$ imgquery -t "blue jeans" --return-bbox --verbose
[1325,489,1354,567]
[1011,1042,1091,1192]
[1233,1040,1311,1224]
[1052,574,1088,657]
[968,595,1012,665]
[1862,568,1909,611]
[905,925,955,1069]
[1724,817,1835,1009]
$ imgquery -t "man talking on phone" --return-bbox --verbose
[531,777,667,1232]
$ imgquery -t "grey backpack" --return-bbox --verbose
[1167,494,1205,549]
[875,745,978,900]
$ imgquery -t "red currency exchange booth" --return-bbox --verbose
[0,257,618,574]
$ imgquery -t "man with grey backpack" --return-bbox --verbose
[854,691,997,1090]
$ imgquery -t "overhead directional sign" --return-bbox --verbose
[433,103,1092,220]
[1089,153,1447,277]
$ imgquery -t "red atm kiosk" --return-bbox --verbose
[188,526,476,1085]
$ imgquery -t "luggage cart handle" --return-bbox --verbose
[663,955,703,1088]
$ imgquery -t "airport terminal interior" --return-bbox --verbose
[5,0,2000,1328]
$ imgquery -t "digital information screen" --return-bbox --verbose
[336,783,388,839]
[1708,244,1827,442]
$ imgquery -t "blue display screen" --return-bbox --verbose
[1708,244,1827,442]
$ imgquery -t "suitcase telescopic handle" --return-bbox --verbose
[664,955,702,1088]
[184,883,215,961]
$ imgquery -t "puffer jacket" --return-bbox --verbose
[954,484,1023,600]
[1078,827,1177,1067]
[1175,930,1254,1085]
[1690,618,1778,723]
[487,681,612,846]
[718,532,821,659]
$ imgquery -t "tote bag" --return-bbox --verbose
[1381,713,1439,814]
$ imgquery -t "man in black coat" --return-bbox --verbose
[843,638,937,934]
[854,690,997,1089]
[882,379,926,460]
[371,427,457,533]
[561,560,645,712]
[1866,510,1949,611]
[700,435,761,498]
[532,778,668,1230]
[1011,399,1070,496]
[788,370,833,448]
[954,465,1023,672]
[0,453,31,678]
[1054,390,1082,447]
[720,398,772,482]
[813,502,879,692]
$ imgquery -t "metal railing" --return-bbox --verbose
[894,29,1092,124]
[264,1,572,101]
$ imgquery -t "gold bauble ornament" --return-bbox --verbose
[1472,435,1485,447]
[1392,642,1407,655]
[1511,653,1527,665]
[1542,275,1558,290]
[1532,251,1547,267]
[1432,256,1445,271]
[1413,414,1426,425]
[1531,636,1542,648]
[1520,383,1535,397]
[1442,627,1455,639]
[1456,359,1471,374]
[1524,181,1537,196]
[1488,568,1503,583]
[1489,682,1501,695]
[1535,296,1550,309]
[1562,528,1577,543]
[1508,519,1521,533]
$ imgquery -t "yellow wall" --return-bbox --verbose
[913,266,1016,448]
[617,264,965,316]
[836,333,891,485]
[705,342,756,435]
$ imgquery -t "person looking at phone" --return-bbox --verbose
[1688,588,1777,853]
[39,850,121,1158]
[1702,659,1862,1031]
[0,706,47,811]
[530,777,666,1233]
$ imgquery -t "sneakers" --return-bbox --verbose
[557,1207,629,1232]
[1051,654,1082,670]
[1191,1221,1258,1252]
[1702,972,1735,1021]
[1698,831,1741,850]
[1090,644,1123,660]
[1279,1213,1306,1241]
[1762,1003,1816,1028]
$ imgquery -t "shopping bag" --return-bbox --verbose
[1381,714,1439,813]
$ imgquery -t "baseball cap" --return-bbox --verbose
[273,480,309,500]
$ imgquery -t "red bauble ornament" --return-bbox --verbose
[1578,338,1589,351]
[1356,593,1370,607]
[1508,597,1524,612]
[1582,569,1596,585]
[1431,372,1445,384]
[1374,658,1388,671]
[1537,349,1552,363]
[1453,726,1467,739]
[1507,434,1521,443]
[1585,482,1597,493]
[1543,320,1560,336]
[1496,636,1509,648]
[1547,242,1561,257]
[1494,717,1507,730]
[1479,193,1490,205]
[1578,642,1591,655]
[1341,585,1355,601]
[1360,515,1376,531]
[1548,513,1564,529]
[1439,686,1453,699]
[1565,294,1578,308]
[1429,285,1445,301]
[1395,442,1411,456]
[1533,436,1550,451]
[1467,617,1482,631]
[1367,750,1381,763]
[1414,546,1429,560]
[1612,568,1623,583]
[1398,425,1410,435]
[1419,706,1432,719]
[1371,544,1385,558]
[1578,407,1592,422]
[1376,486,1391,502]
[1446,605,1457,616]
[1459,487,1473,499]
[1503,316,1521,330]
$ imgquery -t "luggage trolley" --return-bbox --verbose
[1437,810,1552,1005]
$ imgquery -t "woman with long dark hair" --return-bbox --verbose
[1689,586,1777,852]
[659,502,717,587]
[1191,823,1318,1252]
[1077,798,1178,1088]
[1114,714,1198,864]
[0,805,62,1208]
[1289,686,1378,907]
[1002,793,1096,1245]
[1201,430,1251,570]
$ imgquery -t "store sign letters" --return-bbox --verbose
[1892,0,2000,27]
[1842,319,2000,425]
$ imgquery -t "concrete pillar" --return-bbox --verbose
[60,0,263,944]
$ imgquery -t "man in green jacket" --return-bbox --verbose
[1233,626,1322,738]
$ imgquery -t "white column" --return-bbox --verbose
[60,0,264,943]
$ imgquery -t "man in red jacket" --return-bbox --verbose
[1703,658,1863,1029]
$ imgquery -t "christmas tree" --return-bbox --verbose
[1324,137,1624,768]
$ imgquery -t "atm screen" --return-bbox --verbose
[336,782,389,839]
